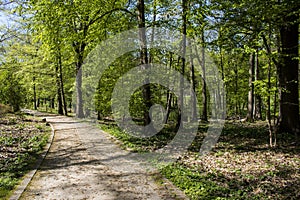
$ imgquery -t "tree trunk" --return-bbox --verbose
[148,0,157,64]
[189,45,197,121]
[76,62,84,118]
[51,98,55,109]
[165,92,172,123]
[74,42,86,118]
[165,53,174,123]
[200,34,208,122]
[234,63,238,116]
[246,53,255,122]
[254,50,262,120]
[58,49,68,116]
[33,76,37,110]
[137,0,151,126]
[56,64,64,115]
[194,36,207,122]
[267,44,277,147]
[278,11,299,137]
[177,0,187,128]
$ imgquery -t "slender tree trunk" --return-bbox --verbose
[56,64,64,115]
[200,34,208,122]
[267,44,276,147]
[165,53,174,123]
[33,76,37,110]
[278,11,299,137]
[165,92,172,123]
[189,44,197,121]
[254,49,262,120]
[262,31,279,130]
[177,0,187,128]
[51,98,55,109]
[58,49,68,116]
[76,62,84,118]
[194,36,207,122]
[74,43,86,118]
[246,53,255,122]
[234,63,238,116]
[137,0,151,125]
[149,0,157,64]
[219,28,224,81]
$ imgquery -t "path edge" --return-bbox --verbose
[9,121,55,200]
[98,129,188,199]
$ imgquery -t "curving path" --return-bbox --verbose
[14,114,187,200]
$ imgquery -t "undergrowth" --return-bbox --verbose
[100,120,300,199]
[0,113,50,199]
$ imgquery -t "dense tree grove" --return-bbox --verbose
[0,0,299,144]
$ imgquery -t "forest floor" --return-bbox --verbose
[4,111,300,199]
[99,121,300,199]
[16,112,187,200]
[0,112,50,199]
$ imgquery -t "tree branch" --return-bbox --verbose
[262,33,278,66]
[88,8,135,27]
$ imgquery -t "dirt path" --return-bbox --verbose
[18,115,187,200]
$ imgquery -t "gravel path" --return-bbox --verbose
[18,115,187,200]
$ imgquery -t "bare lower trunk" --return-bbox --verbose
[254,50,261,120]
[138,0,151,125]
[58,50,68,116]
[200,34,207,122]
[267,51,276,147]
[177,0,187,129]
[165,92,172,123]
[246,53,255,122]
[33,77,37,110]
[277,11,299,137]
[190,46,197,121]
[76,64,84,118]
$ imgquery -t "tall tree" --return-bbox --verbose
[137,0,151,125]
[277,3,299,137]
[177,0,188,128]
[246,52,255,122]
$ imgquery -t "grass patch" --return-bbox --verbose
[159,163,268,200]
[0,113,50,199]
[98,123,179,152]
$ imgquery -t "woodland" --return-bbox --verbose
[0,0,299,199]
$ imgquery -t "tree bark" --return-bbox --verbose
[56,64,64,115]
[200,33,208,122]
[177,0,187,128]
[165,92,172,123]
[33,76,37,110]
[75,62,84,118]
[246,53,255,122]
[234,63,238,116]
[165,53,174,123]
[194,37,207,122]
[74,42,86,118]
[137,0,151,126]
[189,45,197,121]
[278,11,299,137]
[254,50,262,120]
[58,48,68,116]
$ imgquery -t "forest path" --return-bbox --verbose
[18,113,186,200]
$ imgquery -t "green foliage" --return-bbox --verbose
[0,69,25,112]
[160,164,233,200]
[99,123,178,152]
